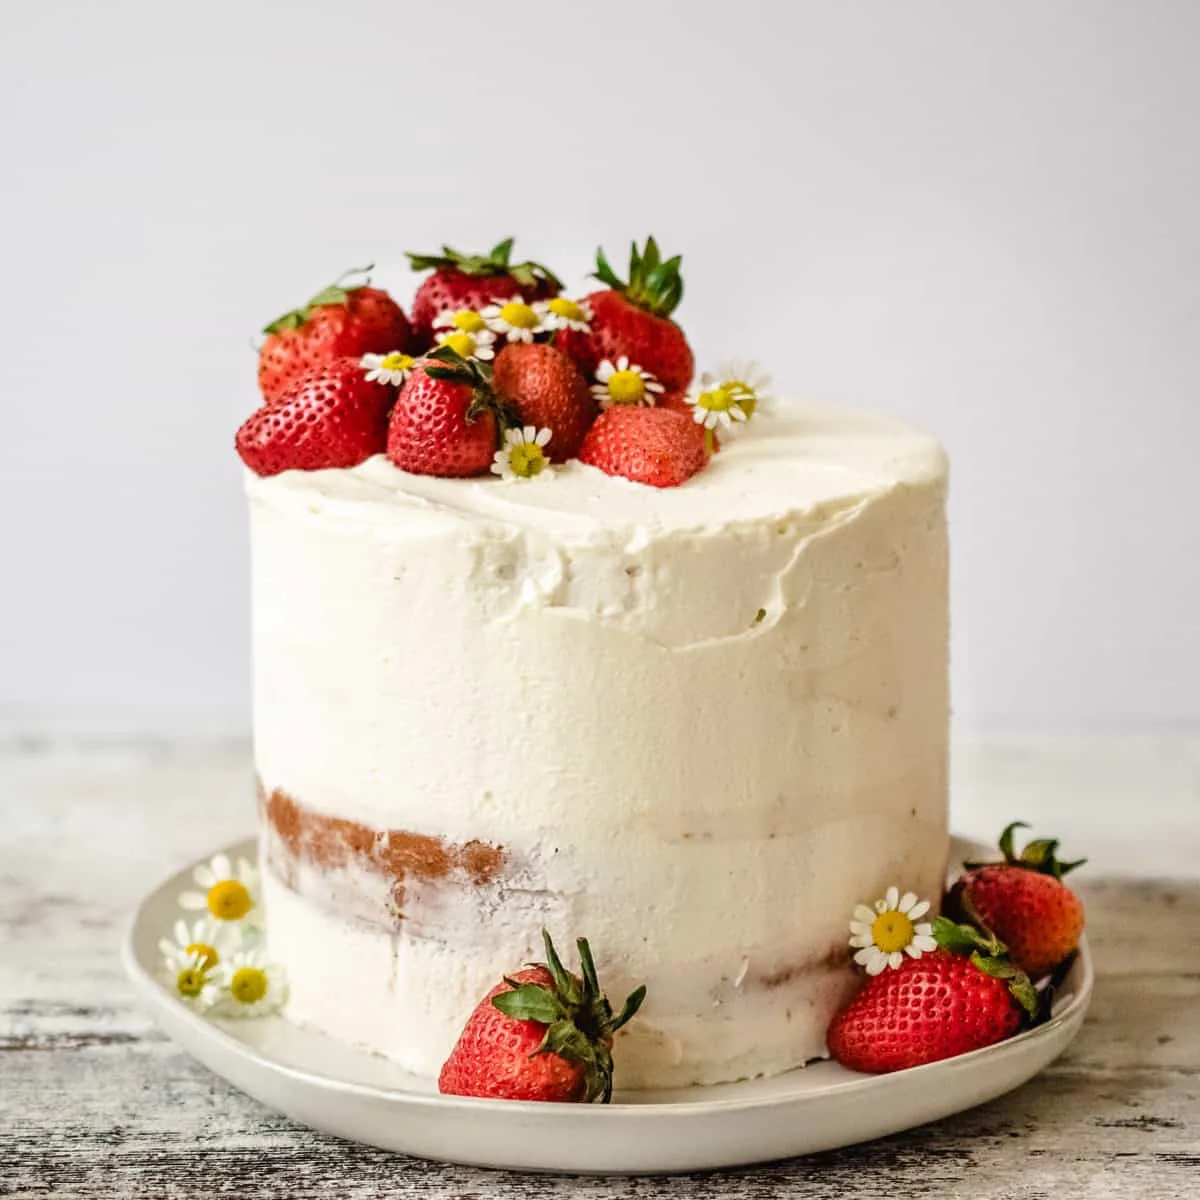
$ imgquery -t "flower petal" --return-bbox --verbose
[884,886,900,912]
[853,905,876,925]
[908,900,931,920]
[898,891,918,915]
[888,951,904,970]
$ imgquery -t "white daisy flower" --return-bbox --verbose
[716,359,772,403]
[435,326,497,362]
[491,425,554,483]
[360,351,417,386]
[179,853,260,924]
[480,295,545,343]
[848,886,936,975]
[167,950,220,1012]
[158,916,232,974]
[590,357,664,409]
[687,373,752,430]
[433,308,490,335]
[534,295,592,333]
[215,947,287,1018]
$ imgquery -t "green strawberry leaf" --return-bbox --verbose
[491,983,566,1025]
[611,984,647,1033]
[933,915,1007,958]
[998,820,1029,861]
[967,821,1087,880]
[489,237,514,266]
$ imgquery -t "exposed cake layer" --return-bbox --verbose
[248,403,950,1087]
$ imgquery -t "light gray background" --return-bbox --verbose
[2,1,1197,737]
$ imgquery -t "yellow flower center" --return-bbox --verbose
[207,879,252,921]
[871,910,915,954]
[176,965,208,998]
[449,309,487,333]
[499,300,538,329]
[509,442,548,479]
[725,381,757,417]
[699,386,737,413]
[186,942,219,970]
[607,370,647,405]
[230,966,269,1005]
[440,331,477,358]
[547,297,585,322]
[380,352,414,371]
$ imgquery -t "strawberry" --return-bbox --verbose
[577,406,709,488]
[828,919,1038,1074]
[555,238,694,395]
[258,267,411,405]
[438,930,646,1103]
[236,357,394,477]
[406,239,561,348]
[387,346,514,477]
[491,342,597,461]
[946,822,1087,980]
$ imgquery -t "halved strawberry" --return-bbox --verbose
[258,267,411,405]
[387,346,514,477]
[406,239,561,347]
[577,406,709,488]
[236,357,393,477]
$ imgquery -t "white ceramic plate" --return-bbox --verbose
[123,836,1092,1174]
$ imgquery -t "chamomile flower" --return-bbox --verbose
[179,853,259,924]
[713,359,772,418]
[168,950,220,1012]
[687,375,751,430]
[491,425,553,482]
[216,948,287,1018]
[360,351,417,386]
[480,296,545,343]
[433,308,490,335]
[158,917,229,975]
[848,887,936,975]
[591,357,664,409]
[435,326,496,362]
[534,295,592,333]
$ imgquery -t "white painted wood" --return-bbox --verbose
[1,737,1198,1197]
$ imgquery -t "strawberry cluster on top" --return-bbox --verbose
[236,238,770,489]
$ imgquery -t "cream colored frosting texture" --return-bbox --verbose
[249,404,951,1089]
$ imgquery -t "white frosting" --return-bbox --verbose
[248,403,950,1088]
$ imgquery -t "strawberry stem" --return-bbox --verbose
[489,929,647,1103]
[591,236,685,318]
[261,265,375,335]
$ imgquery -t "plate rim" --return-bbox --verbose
[123,833,1094,1119]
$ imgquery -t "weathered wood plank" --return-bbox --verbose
[2,740,1199,1198]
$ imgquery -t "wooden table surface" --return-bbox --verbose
[2,735,1197,1198]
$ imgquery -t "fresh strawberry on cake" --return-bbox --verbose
[257,267,412,405]
[406,238,562,348]
[556,237,695,406]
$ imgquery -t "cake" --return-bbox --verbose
[238,240,950,1092]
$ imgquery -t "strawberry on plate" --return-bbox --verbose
[577,405,709,488]
[258,267,411,405]
[946,822,1087,980]
[556,237,694,396]
[406,239,561,348]
[387,346,514,478]
[491,342,596,461]
[236,357,395,477]
[439,930,646,1103]
[828,918,1038,1074]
